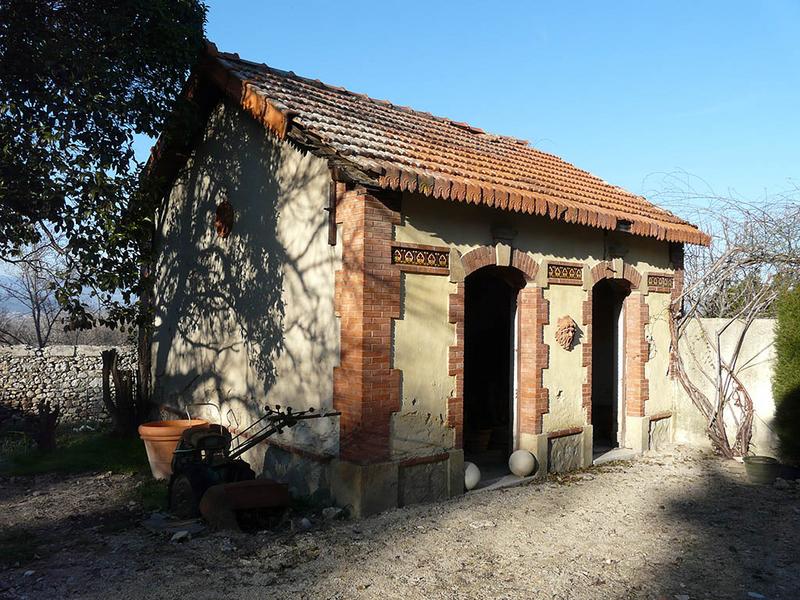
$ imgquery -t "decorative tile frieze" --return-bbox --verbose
[392,244,449,272]
[647,273,674,293]
[547,261,584,285]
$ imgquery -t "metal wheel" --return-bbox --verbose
[169,473,200,519]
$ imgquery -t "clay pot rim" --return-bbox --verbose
[138,419,207,439]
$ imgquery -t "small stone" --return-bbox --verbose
[171,530,191,543]
[469,520,496,529]
[747,593,766,599]
[674,595,690,600]
[23,570,35,577]
[322,507,344,521]
[773,478,790,490]
[297,517,312,530]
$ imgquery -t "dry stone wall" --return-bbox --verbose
[0,345,136,425]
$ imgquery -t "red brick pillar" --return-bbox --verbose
[447,283,465,448]
[333,189,401,463]
[624,291,649,417]
[517,286,550,435]
[581,294,592,422]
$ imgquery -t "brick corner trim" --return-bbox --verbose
[624,291,650,417]
[333,188,402,462]
[589,260,643,290]
[447,246,545,446]
[583,261,651,425]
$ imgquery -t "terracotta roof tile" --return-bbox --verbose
[201,45,708,245]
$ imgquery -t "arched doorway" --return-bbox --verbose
[591,278,631,454]
[463,266,526,480]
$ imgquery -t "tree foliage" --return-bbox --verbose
[773,285,800,464]
[0,0,207,330]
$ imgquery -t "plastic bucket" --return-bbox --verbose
[743,455,780,485]
[138,419,207,480]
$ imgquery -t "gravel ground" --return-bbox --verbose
[1,445,798,600]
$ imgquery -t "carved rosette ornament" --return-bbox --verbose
[215,199,234,238]
[555,316,578,351]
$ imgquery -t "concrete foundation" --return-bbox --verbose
[625,416,651,453]
[649,417,672,451]
[548,433,585,473]
[262,445,332,506]
[522,428,594,476]
[331,450,464,517]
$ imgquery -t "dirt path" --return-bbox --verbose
[1,445,798,600]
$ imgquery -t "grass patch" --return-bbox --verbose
[1,431,150,477]
[136,477,168,512]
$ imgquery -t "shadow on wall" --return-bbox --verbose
[151,100,337,447]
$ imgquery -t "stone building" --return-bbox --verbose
[149,44,708,516]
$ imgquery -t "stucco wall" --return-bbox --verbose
[542,285,587,430]
[392,273,456,459]
[673,318,777,456]
[151,100,340,462]
[644,292,674,414]
[394,192,675,448]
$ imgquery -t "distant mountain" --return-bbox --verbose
[0,274,28,314]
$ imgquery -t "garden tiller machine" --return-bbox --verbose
[168,404,338,527]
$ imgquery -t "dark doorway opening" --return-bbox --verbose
[463,266,525,482]
[591,279,631,455]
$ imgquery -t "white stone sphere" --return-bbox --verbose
[508,450,537,477]
[464,461,481,490]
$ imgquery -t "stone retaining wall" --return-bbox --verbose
[0,345,136,425]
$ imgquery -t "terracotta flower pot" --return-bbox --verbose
[138,419,207,480]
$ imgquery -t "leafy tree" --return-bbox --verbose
[773,285,800,464]
[0,0,207,332]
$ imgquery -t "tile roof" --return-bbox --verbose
[200,43,708,245]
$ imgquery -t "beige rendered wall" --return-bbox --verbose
[151,100,340,462]
[645,292,674,415]
[542,285,587,430]
[673,318,778,456]
[394,192,676,446]
[392,273,456,459]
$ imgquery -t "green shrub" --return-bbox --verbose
[1,431,149,476]
[773,286,800,464]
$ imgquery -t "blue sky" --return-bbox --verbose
[136,0,799,202]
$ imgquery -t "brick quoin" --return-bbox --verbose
[517,286,550,435]
[447,283,465,448]
[624,292,649,417]
[581,295,593,422]
[446,247,498,449]
[448,247,547,443]
[584,260,649,422]
[333,188,401,463]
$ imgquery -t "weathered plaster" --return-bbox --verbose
[542,285,588,431]
[392,273,456,459]
[673,318,777,456]
[394,192,677,450]
[644,292,673,414]
[152,100,340,460]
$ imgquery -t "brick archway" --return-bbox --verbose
[447,247,546,448]
[582,261,649,436]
